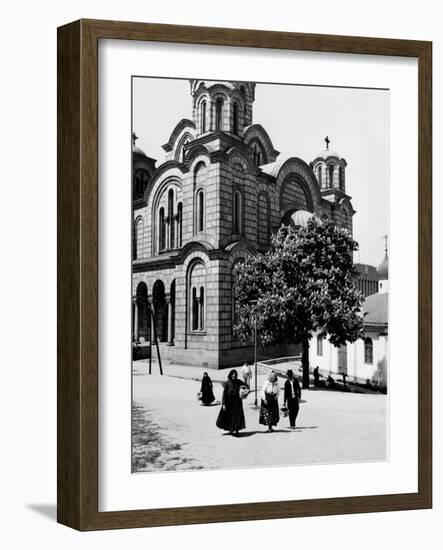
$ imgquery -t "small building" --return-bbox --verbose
[310,253,389,391]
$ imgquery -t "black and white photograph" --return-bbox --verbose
[131,77,389,473]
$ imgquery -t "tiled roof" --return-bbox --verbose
[362,292,388,326]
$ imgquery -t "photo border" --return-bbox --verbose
[57,19,432,530]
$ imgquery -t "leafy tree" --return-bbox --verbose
[233,218,364,388]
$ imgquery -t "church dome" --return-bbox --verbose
[377,253,389,279]
[290,210,320,227]
[317,148,340,160]
[132,144,147,156]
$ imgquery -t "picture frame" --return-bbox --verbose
[57,19,432,530]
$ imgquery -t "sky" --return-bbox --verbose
[133,77,389,267]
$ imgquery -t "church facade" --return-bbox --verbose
[132,80,355,368]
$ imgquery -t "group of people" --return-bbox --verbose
[200,365,302,436]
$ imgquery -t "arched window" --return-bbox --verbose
[317,165,323,188]
[189,261,206,332]
[257,193,270,244]
[328,164,335,187]
[215,98,223,131]
[134,217,144,259]
[317,335,323,356]
[177,202,183,247]
[364,337,373,364]
[199,287,205,330]
[197,190,204,232]
[233,190,242,234]
[233,102,239,135]
[201,100,206,133]
[168,189,174,249]
[159,207,165,252]
[253,144,262,166]
[191,287,198,330]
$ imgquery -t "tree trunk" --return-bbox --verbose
[302,337,310,389]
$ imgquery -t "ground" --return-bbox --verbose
[132,361,387,473]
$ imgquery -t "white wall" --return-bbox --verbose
[310,332,388,387]
[1,1,441,548]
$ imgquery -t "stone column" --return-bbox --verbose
[166,295,174,345]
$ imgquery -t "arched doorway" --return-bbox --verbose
[134,282,149,342]
[152,280,168,342]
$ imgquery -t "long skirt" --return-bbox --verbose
[216,398,246,432]
[259,394,280,426]
[201,386,215,405]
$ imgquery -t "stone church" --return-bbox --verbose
[132,80,355,368]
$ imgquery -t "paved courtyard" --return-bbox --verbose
[132,361,388,473]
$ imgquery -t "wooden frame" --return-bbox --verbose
[57,19,432,531]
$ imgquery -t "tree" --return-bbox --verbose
[233,218,364,388]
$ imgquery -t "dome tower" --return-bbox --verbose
[311,136,347,192]
[189,80,256,138]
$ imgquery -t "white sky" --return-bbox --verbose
[133,77,389,267]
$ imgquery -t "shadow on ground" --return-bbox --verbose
[132,402,203,472]
[26,504,57,521]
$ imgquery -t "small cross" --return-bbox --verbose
[132,132,138,147]
[382,234,388,254]
[324,136,330,150]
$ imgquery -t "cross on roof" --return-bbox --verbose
[324,136,330,150]
[382,234,388,254]
[132,132,138,147]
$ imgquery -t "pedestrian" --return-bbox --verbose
[283,369,301,429]
[313,366,320,387]
[200,372,216,406]
[216,369,246,435]
[259,370,280,432]
[241,362,252,388]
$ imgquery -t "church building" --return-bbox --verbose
[132,80,355,368]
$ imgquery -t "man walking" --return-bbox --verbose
[241,362,252,388]
[283,369,301,429]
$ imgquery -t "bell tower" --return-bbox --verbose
[189,80,256,138]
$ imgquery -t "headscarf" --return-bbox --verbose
[268,370,278,383]
[228,369,238,381]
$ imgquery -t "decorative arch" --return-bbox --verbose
[279,173,314,215]
[174,132,193,163]
[187,258,207,332]
[161,118,196,159]
[243,124,279,164]
[274,157,322,212]
[150,174,183,255]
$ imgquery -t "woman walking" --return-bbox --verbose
[259,370,280,432]
[216,369,246,436]
[200,372,216,406]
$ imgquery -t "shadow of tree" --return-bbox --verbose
[132,402,203,472]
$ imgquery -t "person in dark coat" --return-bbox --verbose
[283,369,301,429]
[216,369,246,435]
[200,372,216,406]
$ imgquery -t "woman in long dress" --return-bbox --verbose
[200,372,216,406]
[216,369,246,435]
[259,370,280,432]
